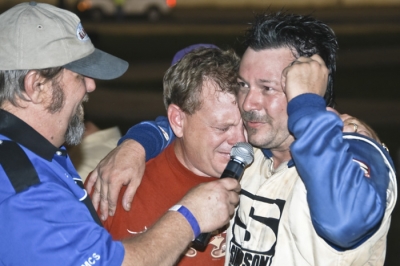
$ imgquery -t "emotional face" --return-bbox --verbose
[237,47,295,152]
[176,79,246,177]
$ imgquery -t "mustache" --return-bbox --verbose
[241,111,269,123]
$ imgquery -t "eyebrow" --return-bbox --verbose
[212,122,235,130]
[237,74,247,82]
[237,74,278,86]
[260,79,278,86]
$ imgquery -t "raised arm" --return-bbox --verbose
[85,116,175,220]
[283,55,396,249]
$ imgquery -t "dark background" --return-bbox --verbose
[80,5,400,265]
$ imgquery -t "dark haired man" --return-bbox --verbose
[87,13,396,265]
[225,13,395,265]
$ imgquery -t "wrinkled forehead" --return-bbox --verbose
[239,47,295,80]
[199,79,237,104]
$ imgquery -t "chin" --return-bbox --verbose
[215,159,230,173]
[247,136,268,149]
[218,153,231,163]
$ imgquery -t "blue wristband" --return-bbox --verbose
[169,205,201,239]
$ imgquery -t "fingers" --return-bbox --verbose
[220,177,241,194]
[84,171,96,195]
[87,139,147,220]
[343,120,359,133]
[281,54,329,102]
[122,179,141,212]
[106,182,121,217]
[226,179,241,216]
[325,108,382,144]
[99,174,125,219]
[99,176,110,220]
[85,171,99,210]
[309,54,326,65]
[91,176,102,212]
[179,178,241,233]
[340,114,381,143]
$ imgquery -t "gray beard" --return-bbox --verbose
[64,104,85,146]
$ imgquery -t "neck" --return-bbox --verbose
[2,102,65,147]
[270,147,292,169]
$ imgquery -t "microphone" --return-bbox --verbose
[192,142,254,250]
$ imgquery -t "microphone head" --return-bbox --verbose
[231,142,254,167]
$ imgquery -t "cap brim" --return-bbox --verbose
[64,49,128,80]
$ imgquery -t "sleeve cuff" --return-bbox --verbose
[118,123,165,161]
[287,93,326,126]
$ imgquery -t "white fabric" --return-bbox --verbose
[226,142,397,266]
[68,127,121,181]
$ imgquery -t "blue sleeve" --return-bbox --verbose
[0,181,124,265]
[287,93,392,249]
[118,116,176,161]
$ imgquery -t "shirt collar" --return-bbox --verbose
[0,109,67,161]
[261,148,295,168]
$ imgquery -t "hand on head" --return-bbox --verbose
[281,54,329,102]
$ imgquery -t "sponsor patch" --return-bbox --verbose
[229,241,272,266]
[76,23,90,42]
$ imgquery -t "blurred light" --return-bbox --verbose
[166,0,176,8]
[77,0,92,12]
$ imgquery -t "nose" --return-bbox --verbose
[84,77,96,93]
[240,88,263,113]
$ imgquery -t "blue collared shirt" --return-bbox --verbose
[0,110,124,265]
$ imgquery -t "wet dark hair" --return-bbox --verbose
[244,12,338,107]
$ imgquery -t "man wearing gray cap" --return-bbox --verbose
[0,2,240,265]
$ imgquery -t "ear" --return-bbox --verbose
[167,104,185,138]
[24,70,47,104]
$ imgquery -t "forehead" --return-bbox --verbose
[196,79,238,118]
[239,47,295,80]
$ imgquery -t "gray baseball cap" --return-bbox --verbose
[0,1,128,80]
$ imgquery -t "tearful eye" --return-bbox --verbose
[217,127,229,132]
[238,81,248,88]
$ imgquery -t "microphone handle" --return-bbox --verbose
[192,159,245,250]
[220,159,245,180]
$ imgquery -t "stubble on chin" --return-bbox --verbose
[64,95,88,146]
[64,106,85,146]
[246,129,267,148]
[245,125,258,142]
[241,110,273,148]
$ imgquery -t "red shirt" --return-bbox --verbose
[103,143,226,265]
